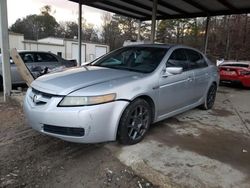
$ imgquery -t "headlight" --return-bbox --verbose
[58,93,116,107]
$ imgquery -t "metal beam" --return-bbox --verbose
[137,20,141,41]
[150,0,188,14]
[69,0,250,21]
[78,0,82,66]
[182,0,210,13]
[119,0,169,17]
[217,0,237,10]
[103,1,152,17]
[0,0,12,101]
[142,8,250,20]
[204,16,210,55]
[150,0,158,43]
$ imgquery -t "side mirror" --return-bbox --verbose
[162,67,183,77]
[81,61,91,66]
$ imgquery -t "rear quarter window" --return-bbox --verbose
[166,49,189,71]
[185,49,208,69]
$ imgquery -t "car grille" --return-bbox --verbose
[43,124,85,137]
[32,88,55,98]
[29,88,58,105]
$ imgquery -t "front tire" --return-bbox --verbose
[118,99,152,145]
[200,83,217,110]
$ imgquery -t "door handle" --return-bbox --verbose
[187,77,193,82]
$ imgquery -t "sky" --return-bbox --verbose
[7,0,106,28]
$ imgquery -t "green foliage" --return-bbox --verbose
[9,5,100,43]
[9,5,250,60]
[10,5,59,40]
[156,18,202,46]
[101,13,151,50]
[56,21,78,38]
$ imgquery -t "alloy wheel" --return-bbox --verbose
[127,105,150,141]
[207,84,217,109]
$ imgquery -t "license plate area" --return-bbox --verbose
[221,70,236,75]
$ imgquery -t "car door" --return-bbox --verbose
[158,48,195,117]
[10,58,24,84]
[185,49,210,101]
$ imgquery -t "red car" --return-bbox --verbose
[219,61,250,87]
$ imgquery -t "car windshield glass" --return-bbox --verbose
[93,47,168,73]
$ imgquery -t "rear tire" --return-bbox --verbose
[200,83,217,110]
[118,99,152,145]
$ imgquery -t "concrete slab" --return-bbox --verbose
[106,86,250,188]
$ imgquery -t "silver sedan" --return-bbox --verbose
[24,44,219,145]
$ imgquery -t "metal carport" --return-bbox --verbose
[1,0,250,101]
[70,0,250,65]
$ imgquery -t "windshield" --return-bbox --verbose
[92,47,168,73]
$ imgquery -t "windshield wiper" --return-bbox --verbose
[94,65,147,73]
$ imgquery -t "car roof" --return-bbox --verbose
[124,44,202,52]
[125,44,174,48]
[17,50,53,54]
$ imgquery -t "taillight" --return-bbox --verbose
[239,70,250,75]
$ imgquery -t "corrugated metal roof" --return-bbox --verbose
[69,0,250,20]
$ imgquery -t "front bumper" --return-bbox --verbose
[23,88,129,143]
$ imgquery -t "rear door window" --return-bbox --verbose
[166,49,188,71]
[185,49,208,69]
[34,53,58,63]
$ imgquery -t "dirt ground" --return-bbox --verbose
[0,99,155,188]
[0,85,250,188]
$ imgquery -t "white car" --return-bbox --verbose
[24,44,219,145]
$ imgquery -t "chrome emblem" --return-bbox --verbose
[32,95,41,103]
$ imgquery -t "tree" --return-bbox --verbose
[10,5,59,40]
[101,13,151,50]
[82,22,99,42]
[56,21,78,38]
[101,13,123,50]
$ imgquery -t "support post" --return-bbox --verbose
[150,0,158,43]
[0,0,12,101]
[204,16,210,55]
[78,0,82,66]
[137,20,141,41]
